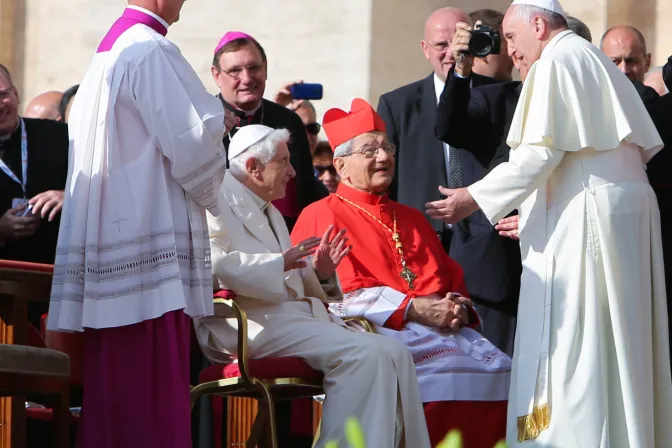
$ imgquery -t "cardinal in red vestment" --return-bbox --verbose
[291,98,511,447]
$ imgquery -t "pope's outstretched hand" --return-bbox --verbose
[425,186,479,224]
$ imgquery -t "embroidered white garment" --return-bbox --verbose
[331,287,511,402]
[48,20,227,331]
[468,30,672,447]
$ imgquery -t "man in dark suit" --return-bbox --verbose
[377,7,506,254]
[0,64,69,264]
[0,64,69,337]
[211,32,323,231]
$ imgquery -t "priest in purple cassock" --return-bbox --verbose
[47,1,237,447]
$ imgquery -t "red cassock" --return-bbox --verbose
[291,183,507,448]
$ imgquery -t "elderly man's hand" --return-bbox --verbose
[273,80,304,108]
[407,292,471,332]
[312,225,352,281]
[283,237,320,271]
[29,190,64,222]
[425,186,479,224]
[495,215,520,241]
[452,21,477,77]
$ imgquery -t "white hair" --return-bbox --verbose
[229,128,291,178]
[333,138,355,157]
[512,5,568,30]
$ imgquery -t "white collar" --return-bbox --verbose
[542,29,574,57]
[433,73,445,103]
[233,175,270,212]
[127,5,170,30]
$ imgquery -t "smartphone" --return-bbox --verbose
[17,203,33,217]
[290,83,323,100]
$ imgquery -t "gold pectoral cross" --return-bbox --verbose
[401,266,417,290]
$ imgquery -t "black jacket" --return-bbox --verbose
[0,118,69,263]
[377,72,499,234]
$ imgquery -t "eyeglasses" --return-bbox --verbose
[314,165,337,176]
[424,41,451,55]
[305,123,321,135]
[343,142,396,159]
[218,63,265,80]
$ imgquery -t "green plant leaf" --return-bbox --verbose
[324,442,339,448]
[345,417,367,448]
[493,441,507,448]
[436,429,463,448]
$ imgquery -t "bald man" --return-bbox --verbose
[600,25,651,82]
[377,7,502,255]
[23,90,63,121]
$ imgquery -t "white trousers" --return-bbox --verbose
[245,310,431,448]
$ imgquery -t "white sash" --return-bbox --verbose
[515,186,553,442]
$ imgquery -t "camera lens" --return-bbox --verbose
[469,34,493,58]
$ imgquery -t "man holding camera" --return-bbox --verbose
[377,7,507,255]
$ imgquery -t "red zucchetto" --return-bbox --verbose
[322,98,387,151]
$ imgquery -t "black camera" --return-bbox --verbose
[468,26,501,58]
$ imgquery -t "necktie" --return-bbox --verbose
[448,147,462,188]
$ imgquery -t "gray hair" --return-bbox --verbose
[566,16,592,42]
[333,138,355,158]
[229,128,291,178]
[512,5,568,30]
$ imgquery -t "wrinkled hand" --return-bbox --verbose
[425,186,480,224]
[495,215,519,241]
[273,80,304,107]
[29,190,64,222]
[224,109,239,135]
[452,21,477,77]
[312,225,352,281]
[407,292,472,332]
[0,204,41,241]
[283,236,320,271]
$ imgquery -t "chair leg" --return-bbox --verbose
[52,383,70,448]
[246,405,267,448]
[255,383,278,448]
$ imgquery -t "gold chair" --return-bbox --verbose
[190,290,375,448]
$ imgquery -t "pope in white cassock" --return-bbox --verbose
[426,0,672,446]
[47,1,236,447]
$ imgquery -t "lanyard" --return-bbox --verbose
[0,118,28,197]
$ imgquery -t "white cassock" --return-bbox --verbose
[48,10,227,331]
[468,29,672,447]
[195,174,431,448]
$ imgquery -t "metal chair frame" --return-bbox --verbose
[190,295,375,448]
